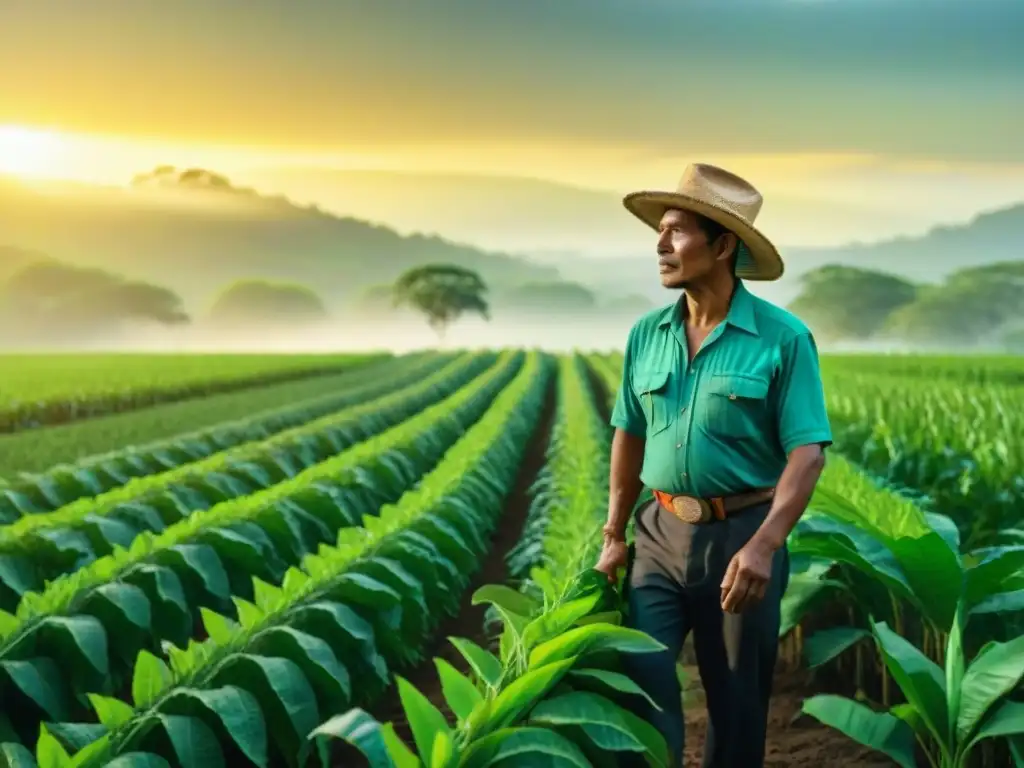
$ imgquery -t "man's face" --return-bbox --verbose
[655,208,732,289]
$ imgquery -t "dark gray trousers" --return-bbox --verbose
[619,500,789,768]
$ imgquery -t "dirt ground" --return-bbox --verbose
[679,650,897,767]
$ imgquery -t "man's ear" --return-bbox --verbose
[716,232,739,262]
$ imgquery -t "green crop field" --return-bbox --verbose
[0,350,1021,768]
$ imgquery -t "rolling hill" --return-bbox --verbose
[0,170,561,310]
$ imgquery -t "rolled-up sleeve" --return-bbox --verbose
[610,327,646,437]
[775,331,832,454]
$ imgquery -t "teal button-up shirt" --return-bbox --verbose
[610,280,832,498]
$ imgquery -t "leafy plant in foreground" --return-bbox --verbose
[311,570,668,767]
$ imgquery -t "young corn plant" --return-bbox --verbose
[309,570,669,767]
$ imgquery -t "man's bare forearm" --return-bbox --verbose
[605,428,646,539]
[751,443,826,552]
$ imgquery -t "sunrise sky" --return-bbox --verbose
[1,0,1022,248]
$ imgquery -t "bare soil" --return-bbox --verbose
[680,637,898,767]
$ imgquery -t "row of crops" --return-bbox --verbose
[0,348,1021,767]
[0,353,383,434]
[0,350,674,767]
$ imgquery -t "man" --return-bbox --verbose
[595,163,832,767]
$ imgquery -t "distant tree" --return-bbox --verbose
[881,264,1024,346]
[392,264,489,340]
[0,260,189,343]
[787,265,919,341]
[208,279,329,328]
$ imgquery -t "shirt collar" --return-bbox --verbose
[657,280,759,336]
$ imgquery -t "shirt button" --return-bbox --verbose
[676,443,681,448]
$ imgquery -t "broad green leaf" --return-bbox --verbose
[871,621,948,745]
[529,691,647,753]
[459,727,590,768]
[396,676,451,760]
[448,637,503,690]
[290,601,389,691]
[468,658,574,738]
[434,658,482,721]
[132,650,173,709]
[964,546,1024,608]
[199,608,239,644]
[35,724,70,768]
[968,589,1024,616]
[0,658,69,720]
[88,693,136,729]
[568,668,661,711]
[43,722,107,754]
[520,592,601,653]
[37,614,109,683]
[151,714,226,768]
[801,695,917,768]
[429,730,455,767]
[0,743,35,768]
[230,597,264,630]
[104,754,172,767]
[956,634,1024,742]
[304,708,395,768]
[0,555,37,604]
[250,626,351,711]
[380,722,422,768]
[805,627,870,669]
[208,654,319,766]
[471,585,540,618]
[157,686,267,768]
[963,700,1024,755]
[528,623,665,669]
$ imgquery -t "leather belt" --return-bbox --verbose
[652,487,775,525]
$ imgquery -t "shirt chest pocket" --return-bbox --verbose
[702,372,771,439]
[632,368,672,436]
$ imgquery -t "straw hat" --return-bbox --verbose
[622,162,784,281]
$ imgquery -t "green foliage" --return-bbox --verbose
[8,350,551,767]
[789,260,1024,347]
[392,265,489,339]
[787,265,919,341]
[207,279,329,328]
[0,261,189,345]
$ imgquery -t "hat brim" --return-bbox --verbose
[622,191,784,281]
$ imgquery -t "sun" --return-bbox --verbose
[0,125,68,180]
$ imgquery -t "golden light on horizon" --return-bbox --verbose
[0,125,70,180]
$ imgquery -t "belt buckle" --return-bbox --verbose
[669,494,712,524]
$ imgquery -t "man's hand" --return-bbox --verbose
[720,536,776,614]
[595,535,629,584]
